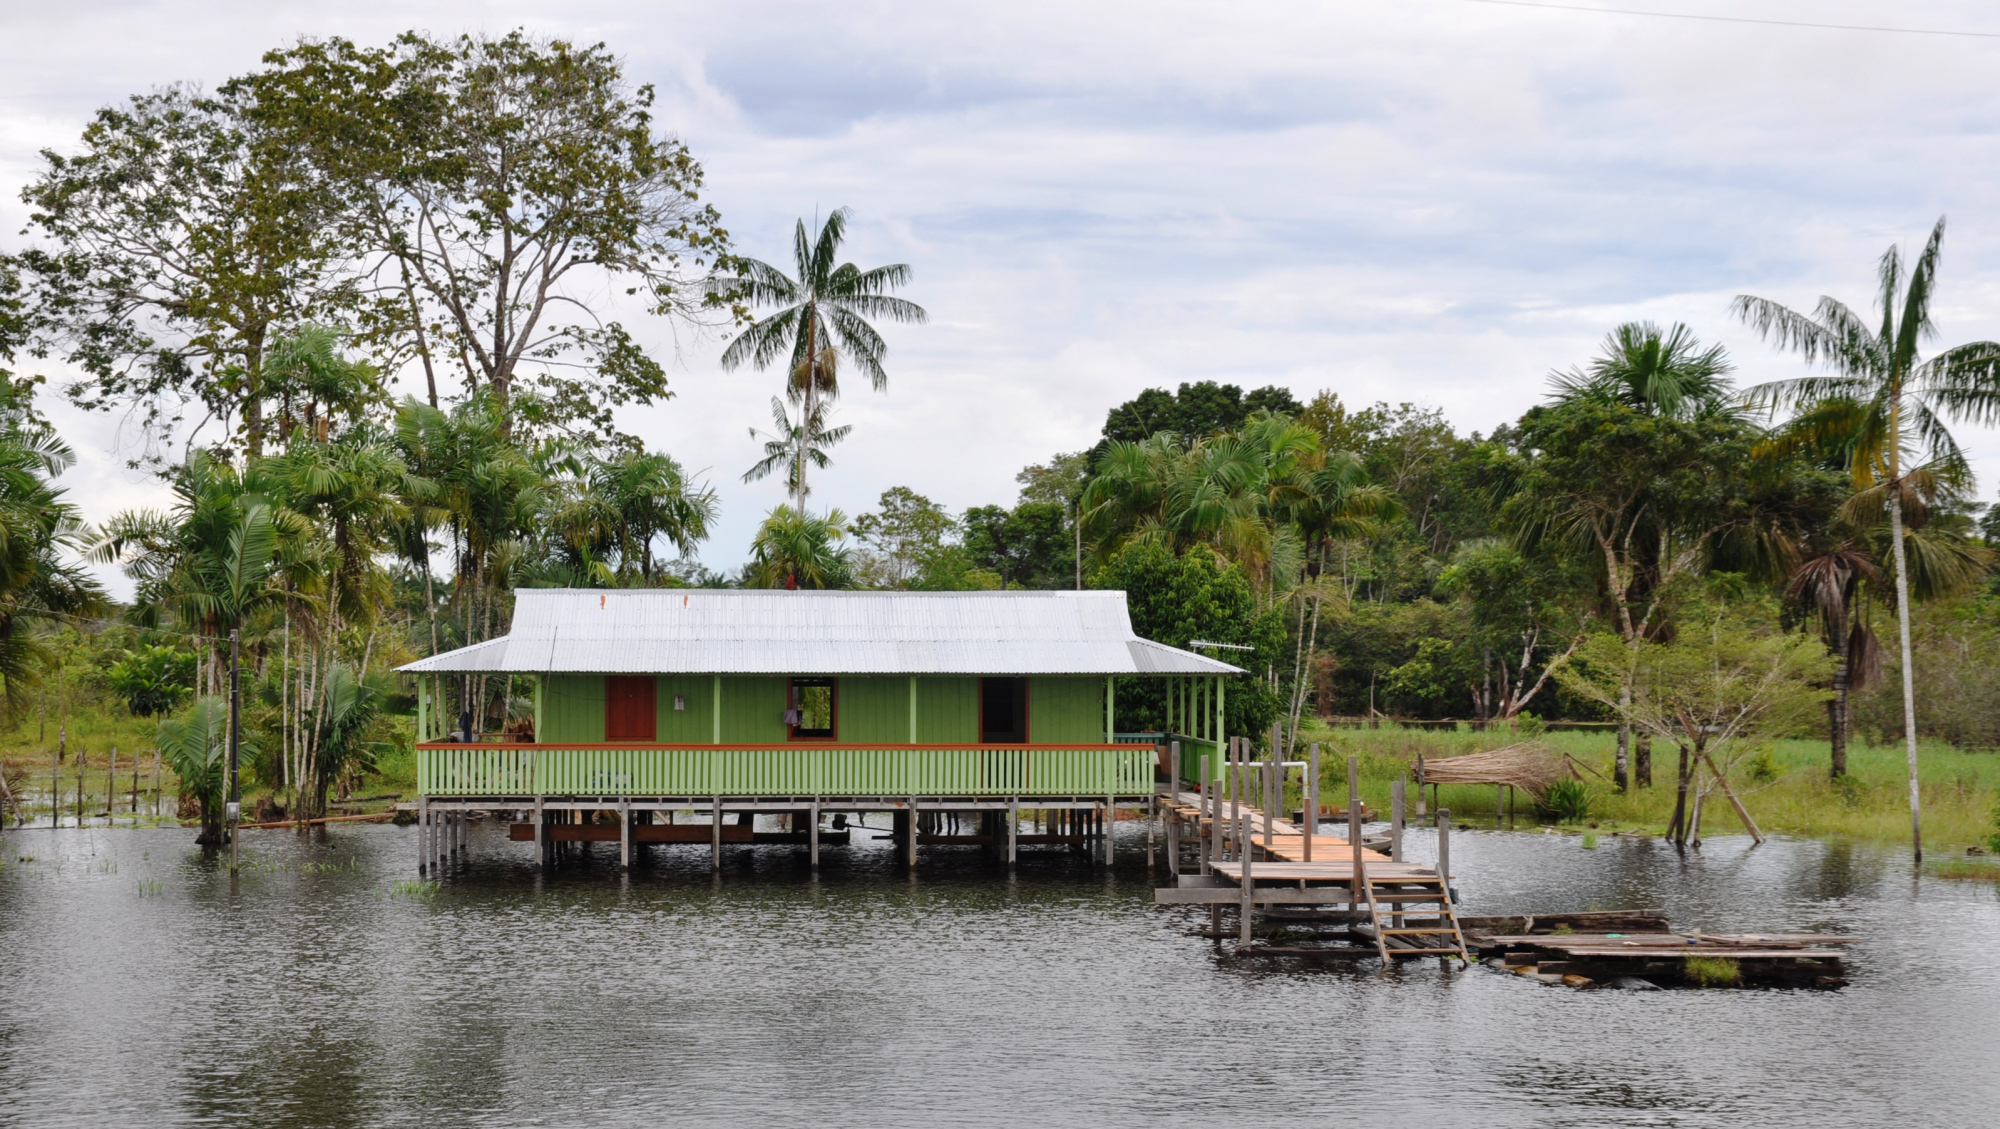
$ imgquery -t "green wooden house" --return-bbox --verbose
[400,589,1240,807]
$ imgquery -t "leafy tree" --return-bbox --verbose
[1493,335,1811,791]
[1561,609,1831,847]
[18,84,348,460]
[1092,541,1283,739]
[1735,216,2000,860]
[108,644,196,717]
[241,31,733,438]
[1099,381,1300,444]
[963,502,1072,589]
[853,487,959,589]
[747,507,854,590]
[1437,538,1595,722]
[716,208,925,508]
[1015,451,1091,507]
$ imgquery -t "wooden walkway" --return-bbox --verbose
[1154,783,1471,961]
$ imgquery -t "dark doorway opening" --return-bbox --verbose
[980,678,1029,744]
[789,678,837,740]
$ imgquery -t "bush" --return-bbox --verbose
[1746,749,1781,783]
[1536,777,1593,823]
[1515,711,1546,737]
[108,644,195,717]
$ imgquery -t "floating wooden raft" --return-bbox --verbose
[1472,930,1853,987]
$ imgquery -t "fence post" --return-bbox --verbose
[1438,808,1453,904]
[1391,775,1406,863]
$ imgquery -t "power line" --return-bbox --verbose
[1453,0,2000,40]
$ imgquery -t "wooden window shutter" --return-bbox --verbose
[605,676,657,742]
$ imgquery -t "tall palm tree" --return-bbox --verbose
[716,208,926,509]
[1734,217,2000,861]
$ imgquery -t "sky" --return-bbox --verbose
[4,0,2000,595]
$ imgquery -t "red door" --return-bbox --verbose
[605,676,657,741]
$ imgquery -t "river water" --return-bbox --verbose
[0,819,1992,1127]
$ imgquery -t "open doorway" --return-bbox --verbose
[979,677,1028,744]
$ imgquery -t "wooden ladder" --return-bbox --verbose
[1360,869,1470,962]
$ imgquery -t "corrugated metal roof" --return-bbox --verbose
[397,589,1245,676]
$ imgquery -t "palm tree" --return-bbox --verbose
[1734,217,2000,861]
[299,663,382,818]
[1550,321,1735,419]
[747,507,854,590]
[157,697,230,845]
[716,208,926,509]
[0,387,107,719]
[743,397,852,502]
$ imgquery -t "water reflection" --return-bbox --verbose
[0,822,1994,1128]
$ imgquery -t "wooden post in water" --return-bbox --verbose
[106,747,116,824]
[417,797,429,874]
[74,744,84,828]
[810,800,821,869]
[130,750,140,815]
[1237,740,1254,947]
[619,797,632,870]
[1348,756,1363,912]
[1391,776,1406,862]
[711,796,722,870]
[533,795,546,867]
[1437,808,1453,904]
[50,740,60,829]
[1304,743,1318,863]
[1008,797,1018,867]
[150,746,161,819]
[1497,784,1505,828]
[908,798,920,868]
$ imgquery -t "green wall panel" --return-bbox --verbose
[916,677,978,743]
[542,674,605,742]
[1030,676,1104,743]
[720,676,788,743]
[838,676,909,743]
[655,675,715,743]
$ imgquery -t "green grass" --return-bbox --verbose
[1684,955,1742,986]
[1293,721,2000,853]
[1923,857,2000,881]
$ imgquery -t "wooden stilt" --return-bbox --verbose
[810,799,820,868]
[711,796,722,870]
[907,798,918,867]
[417,797,429,874]
[1348,756,1363,913]
[1304,743,1317,864]
[534,795,546,867]
[619,798,632,870]
[1008,797,1018,867]
[1391,776,1406,862]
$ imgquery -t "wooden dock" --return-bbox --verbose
[1152,738,1470,961]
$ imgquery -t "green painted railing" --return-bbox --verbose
[416,743,1157,798]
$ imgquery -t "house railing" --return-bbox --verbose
[415,743,1157,798]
